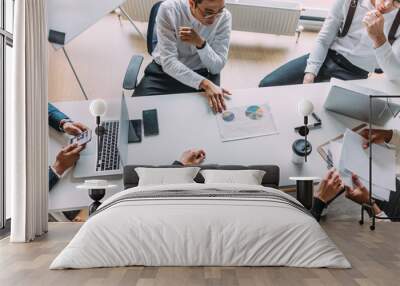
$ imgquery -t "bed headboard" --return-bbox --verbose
[123,165,280,189]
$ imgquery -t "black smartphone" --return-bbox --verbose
[128,119,142,143]
[143,109,159,136]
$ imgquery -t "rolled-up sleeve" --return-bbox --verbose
[375,40,400,81]
[157,5,205,89]
[197,12,232,75]
[305,0,345,75]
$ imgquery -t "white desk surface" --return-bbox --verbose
[49,78,400,211]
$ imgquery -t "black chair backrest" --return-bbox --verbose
[147,1,163,55]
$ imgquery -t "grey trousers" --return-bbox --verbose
[134,61,220,97]
[259,50,369,88]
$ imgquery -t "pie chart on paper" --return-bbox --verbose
[245,105,264,120]
[222,111,235,122]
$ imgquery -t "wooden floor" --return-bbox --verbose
[1,220,399,286]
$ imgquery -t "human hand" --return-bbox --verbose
[315,169,344,203]
[359,129,393,149]
[179,27,205,48]
[72,209,88,222]
[179,149,206,166]
[63,121,89,136]
[345,174,370,205]
[375,0,400,11]
[52,144,84,176]
[200,79,230,113]
[363,10,387,48]
[303,73,316,84]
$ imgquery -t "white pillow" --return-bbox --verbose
[135,167,201,186]
[200,169,266,185]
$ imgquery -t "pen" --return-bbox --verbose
[294,122,322,132]
[312,112,322,123]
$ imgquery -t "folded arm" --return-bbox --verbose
[157,6,205,89]
[196,14,232,75]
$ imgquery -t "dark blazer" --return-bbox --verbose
[48,103,70,132]
[48,103,70,191]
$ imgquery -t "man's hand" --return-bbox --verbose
[315,169,344,203]
[179,27,204,48]
[200,79,230,113]
[63,121,89,136]
[345,174,370,205]
[359,129,393,149]
[375,0,400,11]
[52,144,84,176]
[303,73,316,84]
[363,10,387,48]
[179,149,206,166]
[346,174,383,214]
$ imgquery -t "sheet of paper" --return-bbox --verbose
[329,141,352,186]
[216,103,279,142]
[359,178,392,202]
[341,129,396,191]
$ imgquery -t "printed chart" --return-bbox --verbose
[217,103,278,142]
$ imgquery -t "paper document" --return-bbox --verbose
[216,103,279,142]
[329,141,352,187]
[341,130,396,192]
[324,129,396,202]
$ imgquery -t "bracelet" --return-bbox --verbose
[197,40,207,50]
[59,119,73,132]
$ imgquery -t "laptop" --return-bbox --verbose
[73,95,133,179]
[324,78,400,126]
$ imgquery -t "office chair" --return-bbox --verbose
[122,1,162,96]
[122,1,221,97]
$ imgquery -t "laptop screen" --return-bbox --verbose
[118,95,130,167]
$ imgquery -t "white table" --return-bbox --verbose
[49,78,400,211]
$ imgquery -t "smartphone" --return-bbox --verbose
[69,130,92,146]
[143,109,159,136]
[128,119,142,143]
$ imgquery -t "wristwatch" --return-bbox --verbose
[59,119,73,132]
[196,40,207,50]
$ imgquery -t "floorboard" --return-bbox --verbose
[1,220,399,286]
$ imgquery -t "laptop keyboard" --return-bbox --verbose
[96,121,120,172]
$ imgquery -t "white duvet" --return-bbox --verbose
[50,184,351,269]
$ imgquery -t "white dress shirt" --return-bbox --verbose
[389,129,400,177]
[152,0,232,89]
[306,0,400,80]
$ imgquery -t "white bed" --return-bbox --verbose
[50,183,351,269]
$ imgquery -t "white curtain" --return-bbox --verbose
[9,0,49,242]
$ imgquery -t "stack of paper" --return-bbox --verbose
[327,129,397,202]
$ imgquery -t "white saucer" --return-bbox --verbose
[76,180,117,190]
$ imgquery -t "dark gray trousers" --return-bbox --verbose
[259,50,369,88]
[134,61,220,97]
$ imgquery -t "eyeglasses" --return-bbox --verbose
[195,5,225,19]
